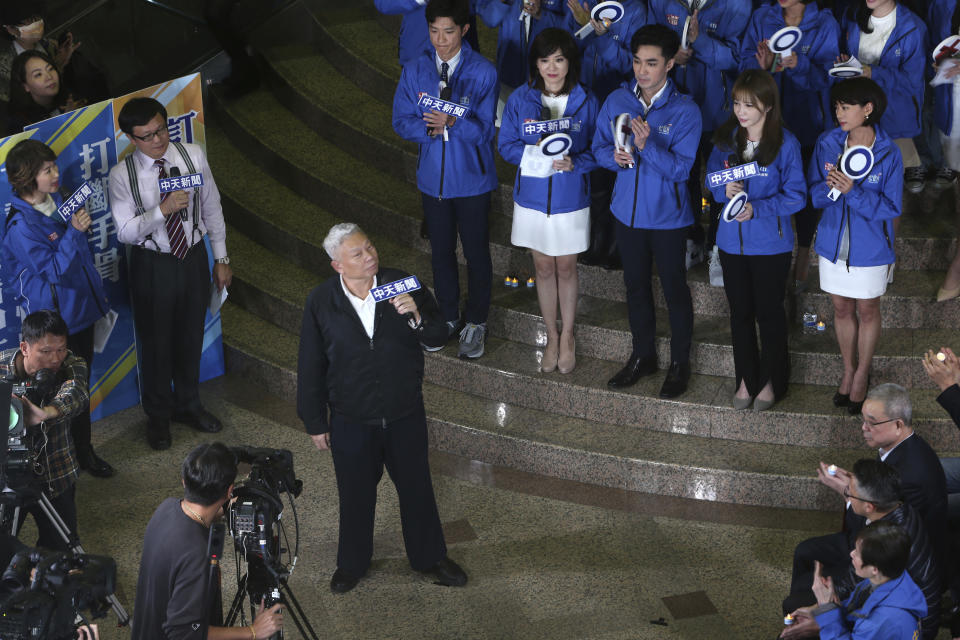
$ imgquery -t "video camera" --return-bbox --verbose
[228,446,302,558]
[0,549,116,640]
[2,370,59,489]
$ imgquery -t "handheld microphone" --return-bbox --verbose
[539,106,553,141]
[439,84,453,141]
[168,166,189,221]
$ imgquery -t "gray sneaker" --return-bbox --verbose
[458,322,486,359]
[422,320,459,352]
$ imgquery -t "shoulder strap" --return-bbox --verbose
[173,141,196,173]
[125,154,146,215]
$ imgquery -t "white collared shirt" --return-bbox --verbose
[879,431,913,462]
[637,80,669,115]
[436,48,463,81]
[341,275,377,338]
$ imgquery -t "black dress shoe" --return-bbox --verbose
[659,362,691,398]
[847,399,865,416]
[832,391,850,407]
[147,417,172,451]
[172,408,223,433]
[607,354,658,388]
[76,445,115,478]
[420,557,467,587]
[330,568,360,594]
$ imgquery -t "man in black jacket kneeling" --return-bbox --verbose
[297,222,467,594]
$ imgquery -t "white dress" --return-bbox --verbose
[510,93,591,256]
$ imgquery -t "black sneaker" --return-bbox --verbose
[935,167,957,189]
[422,320,460,352]
[904,166,926,194]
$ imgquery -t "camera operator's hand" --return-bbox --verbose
[17,395,60,426]
[253,600,283,637]
[75,623,99,640]
[311,433,331,451]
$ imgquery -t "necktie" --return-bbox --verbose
[155,158,188,259]
[440,62,449,84]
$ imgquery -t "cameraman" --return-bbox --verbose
[1,310,87,551]
[132,442,283,640]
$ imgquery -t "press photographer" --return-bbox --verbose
[1,310,87,551]
[132,442,283,640]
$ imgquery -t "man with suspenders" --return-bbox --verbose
[108,97,232,450]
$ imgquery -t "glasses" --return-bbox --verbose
[131,126,169,142]
[843,487,875,504]
[860,416,898,429]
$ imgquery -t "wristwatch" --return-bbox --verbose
[215,256,230,265]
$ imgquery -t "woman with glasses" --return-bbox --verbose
[0,139,114,477]
[498,28,598,374]
[808,78,902,415]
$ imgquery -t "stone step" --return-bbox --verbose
[218,299,878,511]
[210,119,955,390]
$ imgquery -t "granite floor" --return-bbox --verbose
[16,374,896,639]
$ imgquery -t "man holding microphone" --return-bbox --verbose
[297,223,467,594]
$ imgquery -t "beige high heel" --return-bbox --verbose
[558,335,576,374]
[540,340,559,373]
[937,285,960,302]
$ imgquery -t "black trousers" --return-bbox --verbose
[718,250,792,398]
[614,223,693,363]
[422,192,492,325]
[19,485,78,551]
[329,407,446,578]
[129,243,210,419]
[784,531,855,614]
[66,325,94,451]
[794,145,820,249]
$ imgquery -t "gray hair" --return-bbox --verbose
[323,223,363,260]
[867,383,913,425]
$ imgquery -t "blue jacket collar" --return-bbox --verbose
[521,82,589,115]
[9,192,65,230]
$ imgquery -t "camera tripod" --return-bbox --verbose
[0,485,130,627]
[224,553,319,640]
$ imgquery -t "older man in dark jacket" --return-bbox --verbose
[297,223,467,595]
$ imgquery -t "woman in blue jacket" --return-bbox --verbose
[706,70,807,410]
[1,139,113,476]
[740,0,841,291]
[499,28,598,374]
[809,78,902,414]
[840,0,927,193]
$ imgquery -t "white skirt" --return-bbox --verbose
[818,255,890,299]
[511,203,590,256]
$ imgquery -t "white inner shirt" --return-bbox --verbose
[541,93,569,119]
[341,275,378,339]
[858,8,897,66]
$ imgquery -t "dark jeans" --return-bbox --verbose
[718,250,792,398]
[422,192,492,324]
[614,223,693,363]
[330,408,447,577]
[66,325,94,451]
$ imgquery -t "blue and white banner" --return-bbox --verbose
[521,117,571,138]
[57,182,95,222]
[158,172,204,194]
[706,161,760,188]
[371,275,422,302]
[417,94,469,118]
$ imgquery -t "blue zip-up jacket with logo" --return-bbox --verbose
[566,0,649,101]
[928,0,958,135]
[816,571,927,640]
[375,0,481,65]
[809,125,903,266]
[592,78,703,229]
[840,4,928,138]
[649,0,751,132]
[498,83,599,213]
[477,0,565,89]
[706,128,807,255]
[741,2,841,146]
[1,193,109,334]
[392,41,499,199]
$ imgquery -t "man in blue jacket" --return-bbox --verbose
[592,24,701,397]
[392,0,498,359]
[375,0,481,66]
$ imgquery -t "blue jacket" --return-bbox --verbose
[392,41,499,198]
[649,0,751,132]
[928,0,957,135]
[840,4,928,138]
[498,83,599,213]
[375,0,481,66]
[566,0,649,101]
[816,572,927,640]
[809,126,903,267]
[477,0,565,89]
[741,3,841,146]
[706,129,807,255]
[592,78,703,229]
[1,193,109,334]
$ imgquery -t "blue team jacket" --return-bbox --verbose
[375,0,481,65]
[809,125,903,266]
[741,2,841,146]
[592,78,703,229]
[392,41,499,199]
[816,572,927,640]
[498,83,599,213]
[566,0,649,101]
[649,0,751,132]
[706,129,807,255]
[1,193,109,333]
[840,4,928,138]
[928,0,957,135]
[477,0,565,89]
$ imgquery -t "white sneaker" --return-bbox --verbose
[708,245,724,287]
[686,239,704,270]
